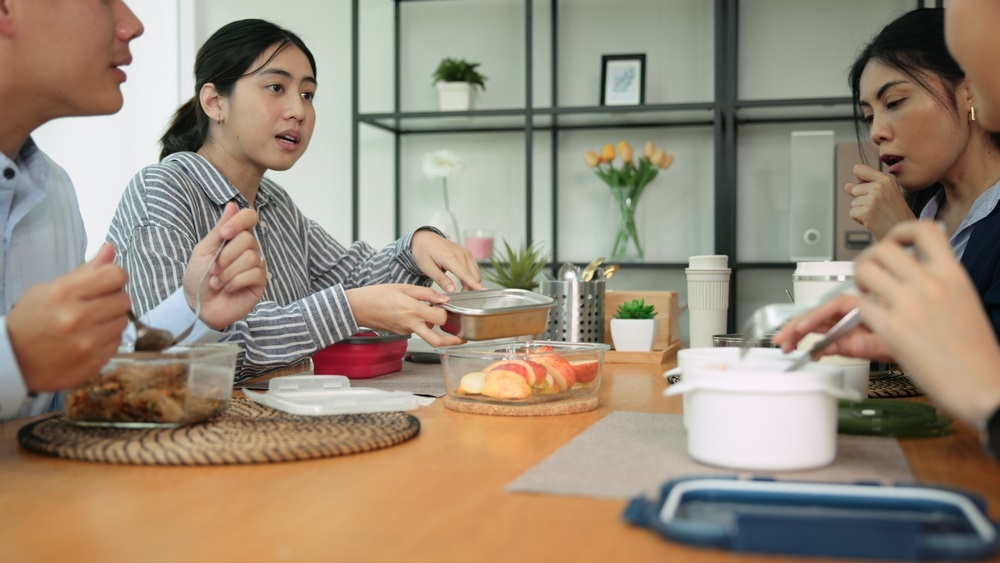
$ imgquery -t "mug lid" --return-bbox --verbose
[794,260,855,277]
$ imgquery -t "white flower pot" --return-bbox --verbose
[437,82,476,111]
[610,318,658,352]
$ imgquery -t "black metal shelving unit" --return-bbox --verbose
[350,0,914,328]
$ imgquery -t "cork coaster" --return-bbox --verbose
[443,394,599,416]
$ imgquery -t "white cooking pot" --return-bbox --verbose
[664,347,862,428]
[664,359,856,471]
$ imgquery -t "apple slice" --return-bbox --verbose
[457,371,486,395]
[532,373,558,395]
[481,370,532,399]
[534,355,576,391]
[569,360,600,384]
[484,360,546,386]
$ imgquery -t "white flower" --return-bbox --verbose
[422,150,463,180]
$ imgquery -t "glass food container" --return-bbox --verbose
[439,340,609,405]
[63,343,238,428]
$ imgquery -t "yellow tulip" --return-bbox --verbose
[620,144,634,165]
[653,150,674,169]
[601,143,615,162]
[583,151,601,168]
[643,141,655,159]
[617,140,631,154]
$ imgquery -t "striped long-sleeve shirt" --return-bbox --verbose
[107,152,432,381]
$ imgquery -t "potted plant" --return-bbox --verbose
[432,57,488,111]
[610,298,658,352]
[487,240,548,291]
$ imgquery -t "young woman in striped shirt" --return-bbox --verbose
[107,20,484,380]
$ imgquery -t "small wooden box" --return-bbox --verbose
[603,290,680,363]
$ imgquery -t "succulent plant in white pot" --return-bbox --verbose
[610,298,658,352]
[432,57,487,111]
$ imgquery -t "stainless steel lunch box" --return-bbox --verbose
[440,289,555,340]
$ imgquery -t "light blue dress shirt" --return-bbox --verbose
[918,179,1000,259]
[0,140,224,421]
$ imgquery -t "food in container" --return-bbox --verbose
[63,343,238,428]
[439,289,555,340]
[312,330,410,378]
[439,340,609,404]
[664,358,857,471]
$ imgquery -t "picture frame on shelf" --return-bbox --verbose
[600,54,646,106]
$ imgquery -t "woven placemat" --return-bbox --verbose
[443,394,599,416]
[868,369,923,398]
[17,398,420,465]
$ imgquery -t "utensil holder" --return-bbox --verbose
[539,280,605,343]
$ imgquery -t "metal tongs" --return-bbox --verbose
[738,277,858,365]
[740,246,921,370]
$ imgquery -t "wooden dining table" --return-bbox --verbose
[1,358,998,563]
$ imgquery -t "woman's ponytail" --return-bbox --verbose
[159,97,206,160]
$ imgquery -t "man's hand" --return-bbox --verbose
[7,244,131,392]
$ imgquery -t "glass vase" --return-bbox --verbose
[429,209,461,243]
[610,187,643,260]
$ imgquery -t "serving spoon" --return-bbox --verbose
[130,240,227,352]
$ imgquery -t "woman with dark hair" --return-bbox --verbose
[107,19,483,380]
[776,5,1000,453]
[845,7,1000,247]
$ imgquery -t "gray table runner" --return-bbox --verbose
[507,411,914,500]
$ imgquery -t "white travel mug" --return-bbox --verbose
[685,255,730,348]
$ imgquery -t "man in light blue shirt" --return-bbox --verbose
[0,0,268,421]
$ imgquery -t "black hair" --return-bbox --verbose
[848,8,1000,214]
[160,19,317,160]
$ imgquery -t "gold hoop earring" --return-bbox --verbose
[970,106,977,123]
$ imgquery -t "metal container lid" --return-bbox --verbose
[440,288,554,316]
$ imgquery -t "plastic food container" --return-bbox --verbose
[312,330,410,379]
[440,289,555,340]
[439,340,609,405]
[63,343,238,428]
[664,357,857,471]
[625,476,1000,560]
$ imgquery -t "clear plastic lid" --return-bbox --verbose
[241,375,433,415]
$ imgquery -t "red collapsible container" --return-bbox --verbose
[312,331,410,379]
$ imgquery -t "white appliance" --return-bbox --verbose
[788,131,835,261]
